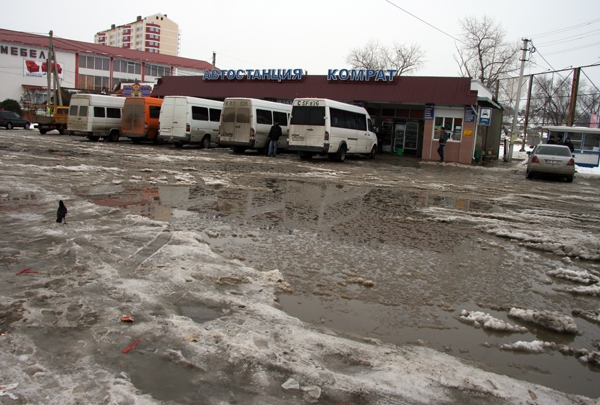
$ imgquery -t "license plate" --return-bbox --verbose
[292,135,304,141]
[162,128,171,133]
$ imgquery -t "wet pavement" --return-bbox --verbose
[1,130,600,402]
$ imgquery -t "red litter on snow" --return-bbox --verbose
[15,267,39,275]
[122,339,140,354]
[121,315,134,322]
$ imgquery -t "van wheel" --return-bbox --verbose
[232,146,246,154]
[87,135,100,142]
[39,129,48,135]
[131,138,142,144]
[153,135,164,145]
[24,123,30,130]
[298,152,313,160]
[566,175,574,183]
[108,131,120,142]
[332,144,347,162]
[59,128,67,135]
[369,146,377,159]
[200,135,210,149]
[174,141,183,148]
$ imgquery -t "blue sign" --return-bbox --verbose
[327,69,397,82]
[478,108,492,126]
[465,107,475,122]
[203,69,303,82]
[424,104,434,120]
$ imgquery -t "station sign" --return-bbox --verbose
[478,108,492,126]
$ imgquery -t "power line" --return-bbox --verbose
[543,41,600,56]
[383,0,466,45]
[536,29,600,47]
[527,17,600,39]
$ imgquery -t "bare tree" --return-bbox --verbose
[346,40,425,75]
[454,15,520,88]
[529,74,599,127]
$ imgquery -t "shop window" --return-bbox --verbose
[382,108,395,117]
[397,109,410,117]
[410,109,424,119]
[434,116,462,141]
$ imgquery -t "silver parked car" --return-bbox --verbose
[526,144,575,182]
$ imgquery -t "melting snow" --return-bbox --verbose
[508,308,579,334]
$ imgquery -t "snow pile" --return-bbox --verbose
[578,351,600,367]
[508,308,579,334]
[458,310,528,333]
[499,340,558,353]
[547,268,600,285]
[554,284,600,297]
[572,308,600,323]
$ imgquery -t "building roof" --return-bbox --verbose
[0,29,212,71]
[151,75,480,106]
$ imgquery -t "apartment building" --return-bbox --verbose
[95,13,179,56]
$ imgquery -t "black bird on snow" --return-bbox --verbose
[56,200,67,224]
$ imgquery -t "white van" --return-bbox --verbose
[288,98,378,161]
[67,94,126,142]
[218,98,292,153]
[158,96,223,149]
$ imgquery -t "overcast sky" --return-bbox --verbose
[4,0,600,86]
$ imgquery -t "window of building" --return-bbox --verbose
[434,116,463,141]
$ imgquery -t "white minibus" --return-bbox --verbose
[67,94,126,142]
[218,98,292,153]
[288,98,378,161]
[158,96,223,149]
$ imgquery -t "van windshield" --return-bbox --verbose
[291,106,325,126]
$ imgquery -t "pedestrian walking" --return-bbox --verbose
[437,130,449,162]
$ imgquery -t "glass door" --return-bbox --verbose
[393,122,405,151]
[404,122,419,150]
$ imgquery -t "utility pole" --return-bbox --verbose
[507,38,530,162]
[46,31,52,113]
[212,52,216,69]
[567,67,580,126]
[520,75,534,151]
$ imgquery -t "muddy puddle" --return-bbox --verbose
[78,178,600,398]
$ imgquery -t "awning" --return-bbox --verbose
[478,96,502,110]
[22,85,47,91]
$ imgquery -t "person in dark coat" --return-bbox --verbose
[437,130,449,162]
[56,200,67,224]
[564,137,575,152]
[267,121,282,157]
[547,135,557,144]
